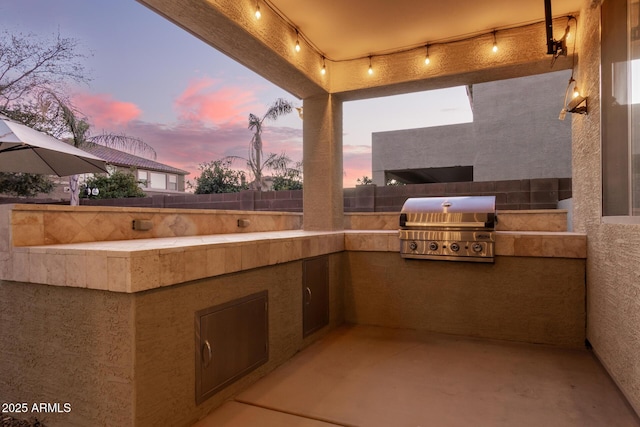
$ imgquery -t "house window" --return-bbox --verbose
[137,170,148,187]
[602,0,640,217]
[149,172,167,189]
[168,174,177,190]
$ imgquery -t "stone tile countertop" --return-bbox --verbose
[5,230,586,293]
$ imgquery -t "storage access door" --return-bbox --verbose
[195,291,268,404]
[303,256,329,337]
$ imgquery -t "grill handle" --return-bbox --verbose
[403,221,488,228]
[486,213,496,228]
[399,213,407,227]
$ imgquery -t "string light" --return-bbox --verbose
[255,2,261,19]
[248,6,575,81]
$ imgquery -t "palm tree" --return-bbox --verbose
[247,98,293,190]
[39,91,156,205]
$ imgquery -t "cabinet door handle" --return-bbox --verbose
[305,287,312,305]
[202,340,212,368]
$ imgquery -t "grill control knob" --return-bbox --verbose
[428,242,439,251]
[472,243,484,253]
[450,242,460,252]
[409,241,418,251]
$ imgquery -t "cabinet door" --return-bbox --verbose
[195,291,268,404]
[303,256,329,337]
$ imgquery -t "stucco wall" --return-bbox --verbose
[343,252,585,347]
[0,255,344,427]
[372,70,572,185]
[573,0,640,415]
[0,282,135,427]
[133,256,343,426]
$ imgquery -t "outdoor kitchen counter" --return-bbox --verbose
[344,230,587,258]
[4,229,585,293]
[6,230,344,293]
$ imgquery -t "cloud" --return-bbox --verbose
[121,120,303,182]
[174,77,263,125]
[72,92,142,129]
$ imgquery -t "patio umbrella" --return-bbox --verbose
[0,115,108,177]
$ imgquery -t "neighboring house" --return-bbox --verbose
[372,70,572,185]
[80,143,189,195]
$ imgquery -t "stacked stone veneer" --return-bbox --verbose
[75,178,571,213]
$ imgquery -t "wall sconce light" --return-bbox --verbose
[567,94,588,114]
[559,76,588,119]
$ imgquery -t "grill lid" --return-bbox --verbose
[400,196,496,229]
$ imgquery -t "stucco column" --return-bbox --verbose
[303,93,343,230]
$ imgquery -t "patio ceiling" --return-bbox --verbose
[269,0,583,61]
[138,0,582,99]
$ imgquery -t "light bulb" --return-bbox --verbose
[295,40,300,52]
[255,5,261,19]
[573,87,580,98]
[321,65,326,75]
[425,55,430,65]
[492,42,498,53]
[368,65,373,75]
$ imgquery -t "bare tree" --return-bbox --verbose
[0,29,156,205]
[0,30,88,108]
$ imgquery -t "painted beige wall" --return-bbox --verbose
[572,0,640,414]
[344,252,586,347]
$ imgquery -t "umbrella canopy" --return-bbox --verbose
[0,115,108,177]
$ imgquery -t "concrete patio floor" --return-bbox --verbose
[193,325,640,427]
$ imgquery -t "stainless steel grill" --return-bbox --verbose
[399,196,496,262]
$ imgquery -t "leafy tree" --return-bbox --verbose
[80,170,146,199]
[356,176,373,185]
[0,172,54,197]
[245,98,293,190]
[270,154,303,191]
[0,30,88,108]
[194,159,249,194]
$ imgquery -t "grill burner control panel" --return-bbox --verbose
[399,234,494,262]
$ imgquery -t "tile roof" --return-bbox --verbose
[79,143,189,175]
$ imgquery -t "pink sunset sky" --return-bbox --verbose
[0,0,472,188]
